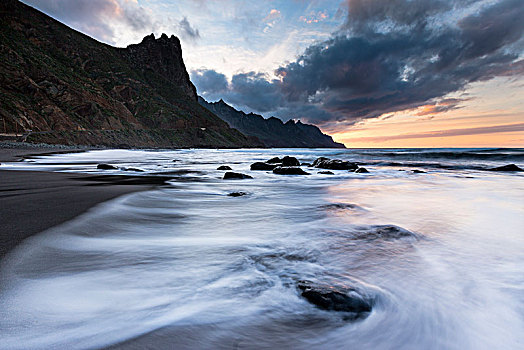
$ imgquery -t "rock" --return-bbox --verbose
[313,157,358,171]
[250,162,277,170]
[266,157,282,164]
[301,162,312,167]
[273,166,310,175]
[355,167,369,173]
[217,165,232,170]
[318,171,335,175]
[223,172,253,180]
[353,225,418,241]
[489,164,523,172]
[297,281,372,314]
[412,169,426,173]
[228,192,247,197]
[282,156,300,166]
[97,164,118,170]
[121,167,144,172]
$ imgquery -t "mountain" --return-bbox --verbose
[0,0,259,148]
[199,98,346,148]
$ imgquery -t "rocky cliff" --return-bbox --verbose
[0,0,258,148]
[199,98,346,148]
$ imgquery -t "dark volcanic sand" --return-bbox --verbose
[0,145,170,259]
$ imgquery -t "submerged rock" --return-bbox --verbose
[282,156,300,166]
[217,165,232,170]
[273,166,310,175]
[412,169,426,174]
[97,164,118,170]
[489,164,523,172]
[353,225,418,241]
[313,157,358,171]
[223,172,253,180]
[297,280,372,314]
[318,171,335,175]
[355,167,369,173]
[266,157,282,164]
[251,162,277,170]
[228,192,247,197]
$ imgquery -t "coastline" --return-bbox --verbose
[0,143,167,259]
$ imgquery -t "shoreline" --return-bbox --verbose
[0,144,170,259]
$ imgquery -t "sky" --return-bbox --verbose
[22,0,524,147]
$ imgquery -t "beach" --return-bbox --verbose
[0,147,523,349]
[0,144,167,258]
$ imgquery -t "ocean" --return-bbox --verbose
[1,148,523,349]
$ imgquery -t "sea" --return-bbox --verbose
[0,148,523,349]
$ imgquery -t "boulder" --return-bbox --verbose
[228,192,247,197]
[282,156,300,166]
[266,157,282,164]
[353,225,418,241]
[250,162,277,170]
[223,172,253,180]
[313,157,358,171]
[217,165,232,170]
[412,169,426,174]
[355,167,369,173]
[318,171,335,175]
[297,281,372,314]
[97,164,118,170]
[489,164,523,172]
[273,166,310,175]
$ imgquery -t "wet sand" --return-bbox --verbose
[0,145,170,259]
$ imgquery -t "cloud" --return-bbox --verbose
[191,69,228,94]
[343,122,524,143]
[22,0,154,43]
[263,9,281,33]
[194,0,524,127]
[22,0,201,45]
[299,10,329,24]
[178,17,200,41]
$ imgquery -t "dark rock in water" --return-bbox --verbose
[121,167,145,172]
[321,203,361,211]
[266,157,282,164]
[273,166,310,175]
[355,167,369,173]
[97,164,118,170]
[217,165,232,170]
[172,160,180,163]
[313,157,358,171]
[301,162,312,167]
[223,172,253,180]
[412,169,426,173]
[318,171,335,175]
[354,225,417,241]
[282,156,300,166]
[228,192,247,197]
[489,164,523,172]
[251,162,277,171]
[297,281,372,314]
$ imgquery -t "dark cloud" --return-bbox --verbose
[194,0,524,127]
[178,17,200,41]
[191,69,228,94]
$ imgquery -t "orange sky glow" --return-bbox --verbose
[329,77,524,148]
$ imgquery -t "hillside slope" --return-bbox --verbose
[0,0,259,148]
[199,98,345,148]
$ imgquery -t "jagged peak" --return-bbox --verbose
[136,33,181,47]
